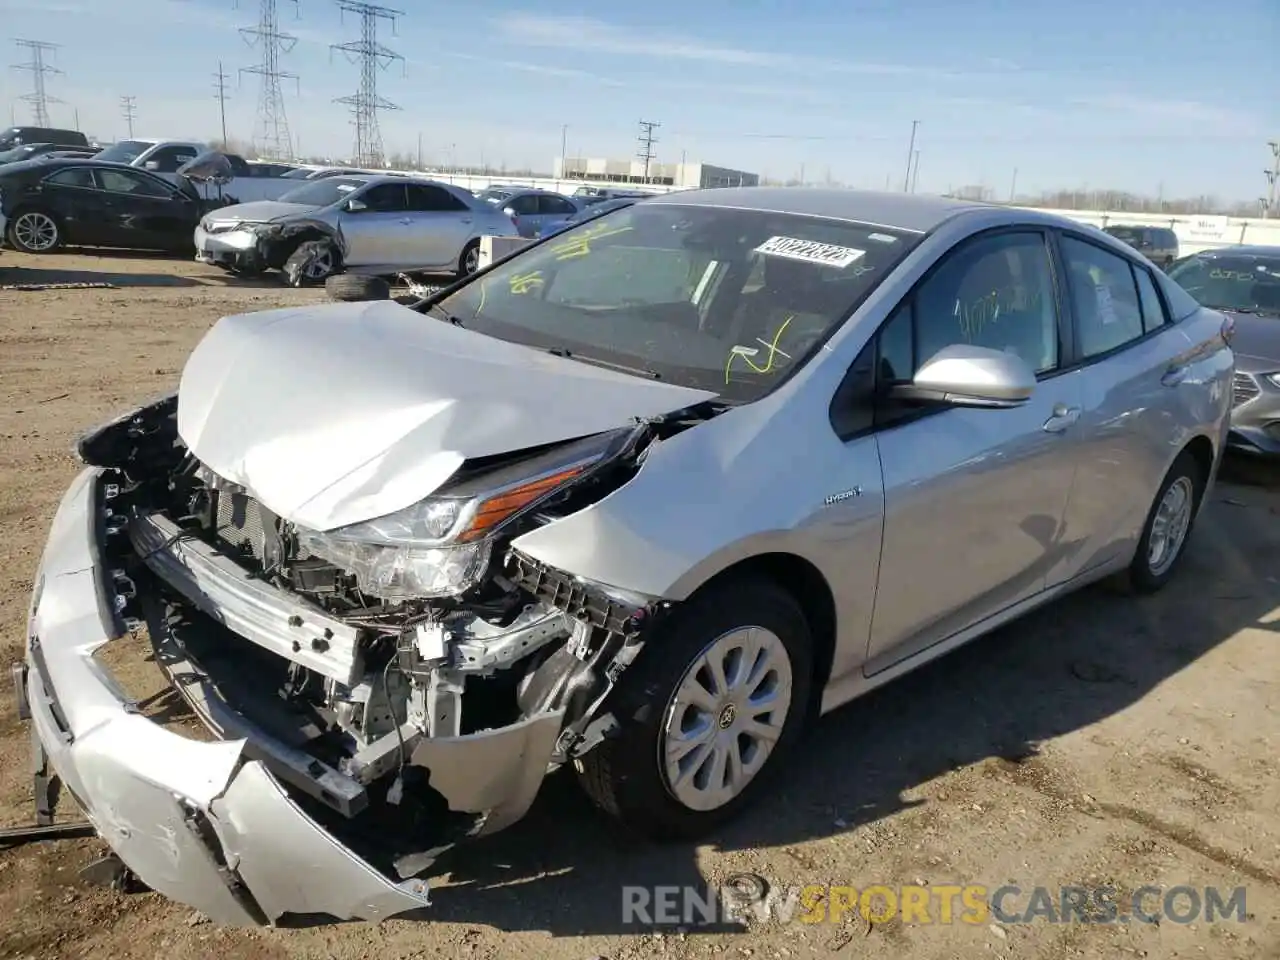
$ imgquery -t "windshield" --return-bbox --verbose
[275,177,368,206]
[1168,254,1280,316]
[478,188,513,204]
[435,203,919,402]
[0,145,36,162]
[93,140,153,164]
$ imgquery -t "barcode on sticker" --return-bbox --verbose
[755,236,865,268]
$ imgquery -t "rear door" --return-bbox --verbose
[38,165,112,244]
[536,193,579,235]
[401,183,474,268]
[1050,230,1205,580]
[507,193,541,237]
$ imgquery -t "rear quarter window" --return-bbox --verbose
[1157,268,1206,321]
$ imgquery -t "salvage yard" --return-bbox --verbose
[0,250,1277,960]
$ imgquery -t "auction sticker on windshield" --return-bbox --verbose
[755,236,866,269]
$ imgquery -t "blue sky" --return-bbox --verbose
[1,0,1275,200]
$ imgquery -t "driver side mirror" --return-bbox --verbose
[502,206,517,218]
[889,343,1034,408]
[345,197,368,212]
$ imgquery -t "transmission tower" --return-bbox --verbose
[11,40,63,127]
[1264,140,1279,220]
[120,96,137,138]
[636,120,660,182]
[331,1,404,168]
[239,0,300,160]
[214,62,232,147]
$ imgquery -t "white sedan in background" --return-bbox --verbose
[194,174,518,282]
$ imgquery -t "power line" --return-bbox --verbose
[120,95,137,138]
[11,39,63,127]
[636,119,660,182]
[238,0,300,160]
[214,61,232,147]
[331,1,404,168]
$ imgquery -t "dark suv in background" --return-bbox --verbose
[0,126,89,152]
[1103,224,1180,269]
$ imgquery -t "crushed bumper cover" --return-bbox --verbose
[23,467,562,925]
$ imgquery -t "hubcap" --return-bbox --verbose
[303,249,334,280]
[660,626,793,812]
[15,212,57,252]
[1148,475,1194,576]
[463,247,479,274]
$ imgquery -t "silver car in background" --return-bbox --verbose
[1168,244,1280,456]
[194,174,517,281]
[24,189,1232,926]
[476,185,582,238]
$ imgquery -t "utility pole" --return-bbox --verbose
[332,1,404,168]
[1009,167,1018,203]
[636,119,659,183]
[560,123,567,166]
[120,95,137,138]
[12,39,63,127]
[238,0,301,161]
[213,61,232,147]
[910,150,920,193]
[1264,140,1279,219]
[902,119,918,192]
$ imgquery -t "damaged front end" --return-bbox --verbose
[25,392,704,924]
[195,215,345,279]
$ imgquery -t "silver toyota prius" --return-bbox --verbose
[22,189,1234,925]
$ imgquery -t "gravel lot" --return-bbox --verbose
[0,250,1277,960]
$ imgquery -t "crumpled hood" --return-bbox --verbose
[206,200,318,225]
[1224,311,1280,374]
[176,300,716,531]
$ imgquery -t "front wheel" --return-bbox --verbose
[575,576,813,841]
[8,209,62,253]
[1117,450,1204,593]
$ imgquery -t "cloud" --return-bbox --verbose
[439,51,627,87]
[1072,95,1261,132]
[488,14,939,76]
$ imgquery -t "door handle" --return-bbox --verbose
[1162,364,1189,387]
[1043,404,1081,433]
[460,218,472,224]
[399,218,412,225]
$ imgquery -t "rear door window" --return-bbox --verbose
[1133,266,1168,332]
[1060,236,1145,358]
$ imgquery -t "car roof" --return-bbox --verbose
[1193,245,1280,258]
[0,157,158,175]
[645,187,990,233]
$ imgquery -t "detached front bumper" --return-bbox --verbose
[22,468,561,925]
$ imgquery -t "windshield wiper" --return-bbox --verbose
[424,301,464,326]
[546,347,663,380]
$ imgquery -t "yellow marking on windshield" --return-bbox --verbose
[724,315,794,384]
[549,222,634,261]
[509,270,544,294]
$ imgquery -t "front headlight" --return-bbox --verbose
[297,448,609,600]
[1264,373,1280,388]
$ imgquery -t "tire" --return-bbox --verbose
[458,239,481,277]
[1116,450,1204,593]
[7,209,62,253]
[325,273,390,302]
[282,239,340,287]
[575,576,814,841]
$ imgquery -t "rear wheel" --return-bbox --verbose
[8,209,61,253]
[575,577,813,840]
[1117,450,1204,593]
[458,240,481,276]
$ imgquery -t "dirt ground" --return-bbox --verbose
[0,249,1277,960]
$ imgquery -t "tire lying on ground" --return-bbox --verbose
[325,273,391,302]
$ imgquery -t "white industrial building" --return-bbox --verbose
[553,157,759,189]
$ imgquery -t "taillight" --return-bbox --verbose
[1221,313,1235,346]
